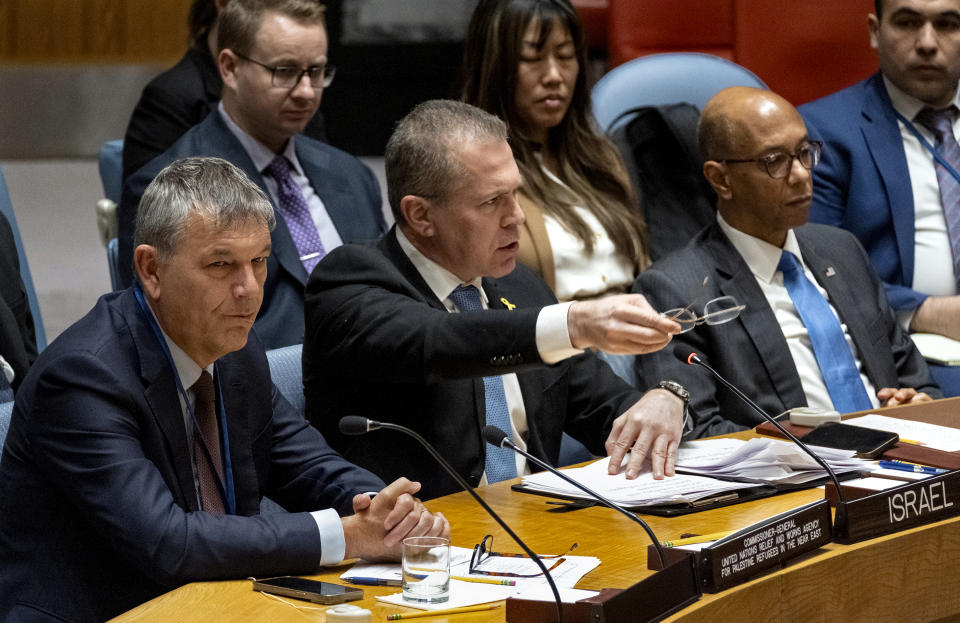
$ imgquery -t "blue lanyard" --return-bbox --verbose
[133,285,237,515]
[894,110,960,186]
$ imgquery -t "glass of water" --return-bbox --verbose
[402,536,450,603]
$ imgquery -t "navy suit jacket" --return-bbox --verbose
[633,222,939,439]
[303,229,644,500]
[799,72,929,314]
[0,289,384,622]
[119,110,386,349]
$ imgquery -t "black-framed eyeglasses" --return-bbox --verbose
[663,296,744,334]
[468,535,578,578]
[719,140,822,179]
[234,51,336,88]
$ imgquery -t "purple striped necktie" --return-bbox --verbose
[263,155,326,275]
[915,106,960,293]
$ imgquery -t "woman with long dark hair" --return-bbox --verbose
[461,0,647,301]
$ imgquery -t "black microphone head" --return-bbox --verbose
[482,426,509,448]
[673,346,701,365]
[339,416,371,435]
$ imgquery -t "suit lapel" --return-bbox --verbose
[860,74,916,285]
[297,141,357,242]
[124,291,199,512]
[705,225,806,411]
[379,229,448,311]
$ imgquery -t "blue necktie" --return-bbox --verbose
[447,285,518,483]
[777,251,872,413]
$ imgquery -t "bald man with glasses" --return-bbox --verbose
[633,87,939,438]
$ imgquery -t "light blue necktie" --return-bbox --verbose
[447,285,518,483]
[777,251,872,413]
[0,371,12,403]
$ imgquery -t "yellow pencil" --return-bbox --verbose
[450,575,516,586]
[898,438,926,446]
[386,604,500,620]
[661,531,734,548]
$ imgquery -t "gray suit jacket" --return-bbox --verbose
[119,110,385,349]
[633,222,939,438]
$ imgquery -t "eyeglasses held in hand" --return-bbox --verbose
[719,141,822,179]
[234,51,336,88]
[468,535,578,578]
[663,296,744,334]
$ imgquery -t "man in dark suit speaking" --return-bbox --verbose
[634,87,939,439]
[120,0,385,349]
[304,100,688,500]
[0,158,446,622]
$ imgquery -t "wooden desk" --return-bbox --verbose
[113,402,960,622]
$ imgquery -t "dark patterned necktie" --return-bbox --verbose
[264,155,326,275]
[192,371,225,514]
[915,106,960,292]
[447,285,518,483]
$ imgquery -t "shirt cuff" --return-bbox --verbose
[897,308,915,333]
[311,508,346,567]
[536,302,583,364]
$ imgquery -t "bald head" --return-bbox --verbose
[699,87,814,247]
[698,87,801,163]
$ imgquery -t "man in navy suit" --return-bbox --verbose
[635,87,938,438]
[120,0,385,349]
[0,158,447,622]
[305,100,689,500]
[799,0,960,392]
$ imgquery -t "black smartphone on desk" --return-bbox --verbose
[251,576,363,604]
[799,421,899,459]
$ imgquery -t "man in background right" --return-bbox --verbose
[799,0,960,394]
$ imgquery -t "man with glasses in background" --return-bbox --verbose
[120,0,385,349]
[633,87,939,439]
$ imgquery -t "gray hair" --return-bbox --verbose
[133,157,275,264]
[385,99,509,224]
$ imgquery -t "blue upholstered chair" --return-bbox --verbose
[591,52,767,132]
[265,343,305,415]
[96,140,123,291]
[0,166,46,351]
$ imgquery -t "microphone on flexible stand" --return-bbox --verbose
[482,426,667,568]
[338,416,565,623]
[482,428,701,621]
[673,347,848,521]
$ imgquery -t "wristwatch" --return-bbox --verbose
[655,380,692,434]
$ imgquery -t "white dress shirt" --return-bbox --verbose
[883,77,960,323]
[718,214,880,411]
[218,103,344,253]
[147,302,345,566]
[396,228,583,480]
[539,163,636,301]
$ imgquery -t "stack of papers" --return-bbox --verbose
[344,545,602,610]
[846,413,960,452]
[676,437,872,485]
[519,438,871,508]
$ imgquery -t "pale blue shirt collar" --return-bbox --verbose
[395,227,487,307]
[217,101,304,177]
[717,212,803,284]
[883,75,960,121]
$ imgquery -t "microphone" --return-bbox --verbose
[482,426,666,567]
[672,347,846,508]
[339,416,565,623]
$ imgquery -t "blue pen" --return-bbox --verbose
[877,460,947,475]
[345,577,403,587]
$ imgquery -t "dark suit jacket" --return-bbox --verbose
[303,229,644,500]
[0,288,384,622]
[122,39,326,183]
[120,110,385,349]
[0,213,37,392]
[633,222,939,439]
[799,72,929,315]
